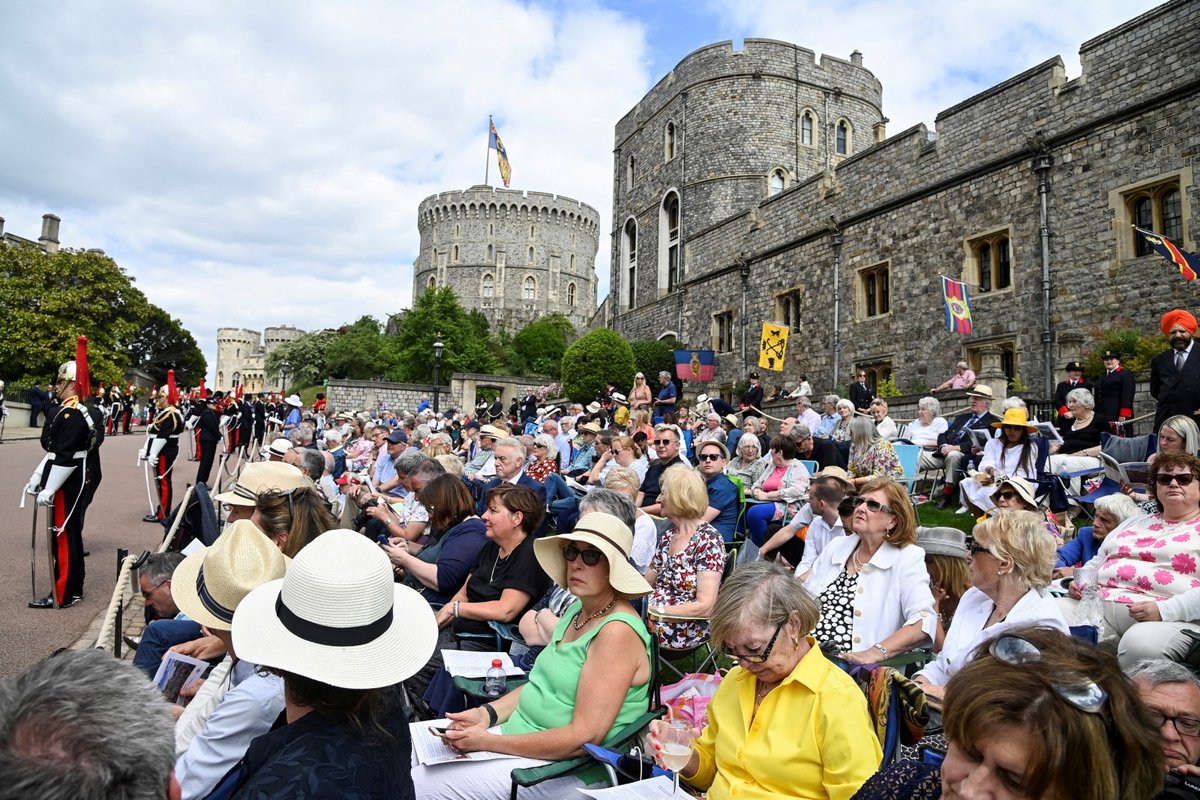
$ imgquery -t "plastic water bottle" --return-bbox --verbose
[1078,565,1104,628]
[484,659,507,697]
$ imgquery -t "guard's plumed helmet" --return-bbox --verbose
[55,337,91,398]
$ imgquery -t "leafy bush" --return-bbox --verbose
[876,376,901,398]
[561,329,636,402]
[512,314,574,378]
[1083,320,1167,378]
[629,339,677,387]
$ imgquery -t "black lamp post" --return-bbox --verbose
[432,336,444,413]
[279,360,291,394]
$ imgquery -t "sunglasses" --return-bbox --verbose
[968,541,991,556]
[727,620,785,664]
[697,453,724,462]
[562,543,604,566]
[994,490,1019,501]
[988,635,1108,715]
[654,438,676,446]
[850,496,894,515]
[533,443,547,449]
[1155,473,1197,487]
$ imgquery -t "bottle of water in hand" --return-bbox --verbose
[1078,565,1103,628]
[484,659,507,698]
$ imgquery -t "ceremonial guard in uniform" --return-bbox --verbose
[121,383,135,434]
[264,393,278,437]
[194,392,221,486]
[237,390,254,457]
[252,393,266,454]
[24,337,100,609]
[141,370,183,523]
[221,392,240,453]
[106,385,122,437]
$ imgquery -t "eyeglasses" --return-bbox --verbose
[850,496,895,515]
[968,541,992,556]
[533,443,547,449]
[727,620,785,664]
[562,543,604,566]
[697,453,724,462]
[1155,473,1197,487]
[988,634,1108,714]
[654,438,676,446]
[141,578,168,600]
[994,490,1018,501]
[1147,709,1200,738]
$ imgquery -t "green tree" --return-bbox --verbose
[387,287,498,384]
[265,330,335,388]
[0,244,150,387]
[326,315,390,379]
[561,329,636,402]
[512,314,574,377]
[1083,320,1167,378]
[122,303,207,386]
[629,339,676,388]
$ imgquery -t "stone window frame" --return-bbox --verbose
[799,108,818,149]
[774,286,803,333]
[455,223,461,238]
[1109,168,1192,260]
[452,244,459,263]
[481,273,495,308]
[713,310,735,353]
[856,261,890,320]
[569,254,575,270]
[427,275,436,291]
[965,338,1018,387]
[659,189,682,296]
[767,167,788,197]
[528,245,535,263]
[664,120,677,162]
[487,244,494,262]
[626,154,635,192]
[567,282,577,306]
[488,223,494,236]
[621,217,638,312]
[856,360,892,396]
[835,118,853,157]
[963,225,1015,296]
[523,274,537,302]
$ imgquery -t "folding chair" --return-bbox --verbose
[510,632,667,797]
[649,547,737,681]
[892,444,923,517]
[797,459,819,475]
[1052,432,1158,515]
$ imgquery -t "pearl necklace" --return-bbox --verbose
[851,544,871,573]
[572,598,617,631]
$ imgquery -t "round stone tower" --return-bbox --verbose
[215,327,261,392]
[414,185,600,333]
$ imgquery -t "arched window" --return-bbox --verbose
[567,282,577,306]
[428,276,436,290]
[217,371,223,387]
[523,275,536,301]
[487,244,494,261]
[455,223,461,237]
[626,155,635,191]
[569,254,575,270]
[836,120,851,156]
[488,223,494,236]
[452,244,459,262]
[768,169,786,197]
[664,121,676,161]
[623,218,638,310]
[800,111,814,146]
[528,246,535,262]
[482,273,494,299]
[660,192,681,293]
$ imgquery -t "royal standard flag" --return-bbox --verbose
[674,350,715,382]
[1135,226,1199,282]
[489,119,512,188]
[758,323,790,371]
[941,276,974,335]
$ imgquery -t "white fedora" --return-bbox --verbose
[171,519,289,631]
[232,530,438,689]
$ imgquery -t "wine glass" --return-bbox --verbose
[659,719,695,795]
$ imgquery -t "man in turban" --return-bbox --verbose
[1151,309,1200,431]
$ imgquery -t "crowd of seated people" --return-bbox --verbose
[12,382,1200,800]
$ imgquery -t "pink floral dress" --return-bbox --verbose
[649,522,727,649]
[1098,514,1200,604]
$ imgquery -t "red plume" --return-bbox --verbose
[236,384,243,400]
[167,369,179,406]
[199,376,207,396]
[75,336,91,398]
[127,382,133,393]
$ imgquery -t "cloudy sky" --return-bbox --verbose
[0,0,1158,381]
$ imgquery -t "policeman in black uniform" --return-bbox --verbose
[24,337,99,609]
[141,371,183,522]
[237,393,254,457]
[252,393,266,454]
[121,384,135,434]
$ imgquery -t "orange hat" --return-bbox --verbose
[1161,309,1198,336]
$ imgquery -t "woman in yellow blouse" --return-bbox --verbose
[649,561,881,800]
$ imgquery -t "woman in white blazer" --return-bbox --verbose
[804,477,936,664]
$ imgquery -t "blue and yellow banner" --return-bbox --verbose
[489,119,512,188]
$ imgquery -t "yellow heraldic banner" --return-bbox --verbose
[758,323,790,371]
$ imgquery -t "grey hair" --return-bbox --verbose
[0,649,175,799]
[1066,387,1095,409]
[850,414,881,447]
[736,432,762,459]
[708,561,820,651]
[822,394,840,407]
[1093,493,1142,524]
[394,450,428,477]
[790,423,812,441]
[414,424,432,441]
[435,454,464,477]
[140,551,185,586]
[492,436,526,460]
[795,395,811,406]
[321,450,334,473]
[410,458,447,485]
[917,396,941,415]
[836,398,855,413]
[294,448,326,479]
[533,432,558,460]
[1127,658,1200,690]
[1161,414,1200,456]
[1003,396,1028,410]
[580,489,637,532]
[286,429,305,446]
[658,371,672,380]
[323,429,343,445]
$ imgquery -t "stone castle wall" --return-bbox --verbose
[215,325,305,393]
[327,379,458,415]
[414,185,600,332]
[606,0,1199,425]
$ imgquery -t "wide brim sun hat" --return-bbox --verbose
[916,526,969,560]
[990,407,1038,432]
[171,519,289,631]
[232,529,438,689]
[992,476,1039,508]
[533,512,651,597]
[284,394,303,407]
[213,461,310,507]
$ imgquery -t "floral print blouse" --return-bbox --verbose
[649,521,727,649]
[849,439,903,481]
[1098,513,1200,603]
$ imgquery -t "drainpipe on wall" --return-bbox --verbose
[739,254,750,378]
[831,229,844,389]
[1032,150,1055,397]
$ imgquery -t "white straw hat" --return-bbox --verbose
[284,394,303,407]
[171,519,289,631]
[533,512,651,597]
[213,461,310,507]
[232,530,438,689]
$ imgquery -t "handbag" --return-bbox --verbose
[659,671,723,728]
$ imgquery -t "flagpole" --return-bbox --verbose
[485,115,492,187]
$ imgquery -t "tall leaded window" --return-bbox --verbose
[801,112,814,146]
[567,282,577,306]
[768,169,785,196]
[664,192,680,292]
[623,218,637,310]
[836,120,850,156]
[664,121,676,161]
[523,276,535,301]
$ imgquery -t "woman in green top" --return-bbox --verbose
[414,511,653,799]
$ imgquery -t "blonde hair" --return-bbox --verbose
[860,477,917,546]
[435,453,464,477]
[661,465,709,519]
[975,509,1055,589]
[603,465,641,499]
